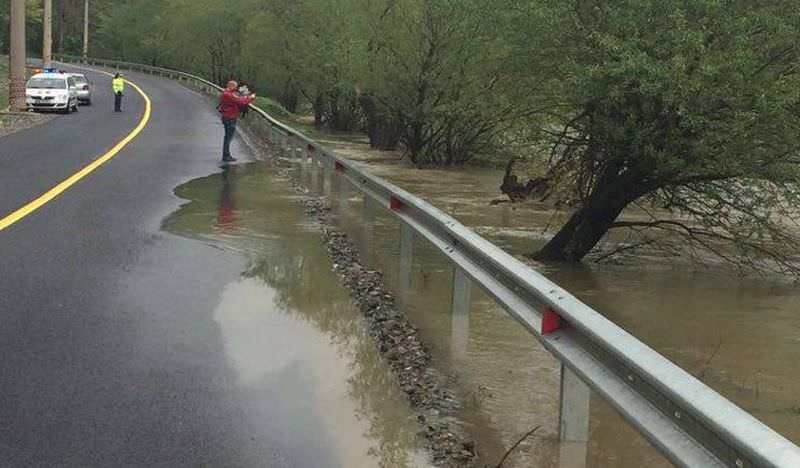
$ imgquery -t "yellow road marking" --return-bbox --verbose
[0,74,151,232]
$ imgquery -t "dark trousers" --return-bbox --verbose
[114,92,123,111]
[222,118,237,159]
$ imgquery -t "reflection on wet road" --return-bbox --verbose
[163,163,430,468]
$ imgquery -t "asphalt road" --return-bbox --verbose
[0,67,324,466]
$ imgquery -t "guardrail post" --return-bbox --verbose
[281,133,289,156]
[299,147,308,180]
[306,144,315,165]
[398,222,413,297]
[362,195,374,229]
[451,267,471,360]
[309,146,318,166]
[559,366,590,443]
[339,175,350,215]
[306,145,316,188]
[362,195,374,260]
[323,158,332,197]
[559,441,588,468]
[310,158,319,192]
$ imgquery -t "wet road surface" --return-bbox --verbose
[0,67,427,466]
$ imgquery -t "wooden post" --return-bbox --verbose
[82,0,89,61]
[43,0,53,68]
[9,0,26,111]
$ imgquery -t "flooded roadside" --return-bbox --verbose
[162,163,431,467]
[280,135,800,466]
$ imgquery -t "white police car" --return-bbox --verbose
[26,68,80,114]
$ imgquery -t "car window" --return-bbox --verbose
[73,76,88,85]
[68,78,75,87]
[27,77,67,89]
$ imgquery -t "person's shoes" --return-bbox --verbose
[222,155,237,162]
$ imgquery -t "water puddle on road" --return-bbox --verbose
[162,162,431,468]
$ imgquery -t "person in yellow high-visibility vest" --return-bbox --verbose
[112,73,125,112]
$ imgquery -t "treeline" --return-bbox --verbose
[1,0,117,59]
[77,1,800,268]
[89,0,534,167]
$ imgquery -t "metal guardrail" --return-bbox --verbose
[54,53,800,468]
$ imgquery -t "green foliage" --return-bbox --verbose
[25,0,800,270]
[0,55,8,108]
[510,0,800,185]
[0,0,43,55]
[365,0,518,165]
[88,0,523,165]
[253,96,293,121]
[507,1,800,271]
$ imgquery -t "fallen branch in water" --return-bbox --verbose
[495,425,542,468]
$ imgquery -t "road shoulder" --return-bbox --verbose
[0,111,54,140]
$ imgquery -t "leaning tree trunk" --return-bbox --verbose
[327,89,361,132]
[359,95,401,150]
[278,82,299,113]
[313,92,325,127]
[534,171,647,261]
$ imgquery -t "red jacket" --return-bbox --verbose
[219,90,255,120]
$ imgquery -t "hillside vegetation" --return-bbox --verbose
[36,1,800,274]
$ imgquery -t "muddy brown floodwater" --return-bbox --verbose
[162,164,432,468]
[287,135,800,467]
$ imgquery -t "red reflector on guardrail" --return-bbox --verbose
[335,161,346,173]
[390,195,406,211]
[307,144,316,152]
[541,308,562,335]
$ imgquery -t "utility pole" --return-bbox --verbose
[9,0,26,111]
[43,0,53,68]
[57,1,65,54]
[82,0,89,61]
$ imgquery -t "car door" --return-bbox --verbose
[67,77,78,101]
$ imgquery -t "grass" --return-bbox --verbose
[0,55,9,109]
[0,55,35,110]
[250,96,327,140]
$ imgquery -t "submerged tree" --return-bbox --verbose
[506,0,800,274]
[368,0,519,166]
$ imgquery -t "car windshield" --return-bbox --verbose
[27,77,67,89]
